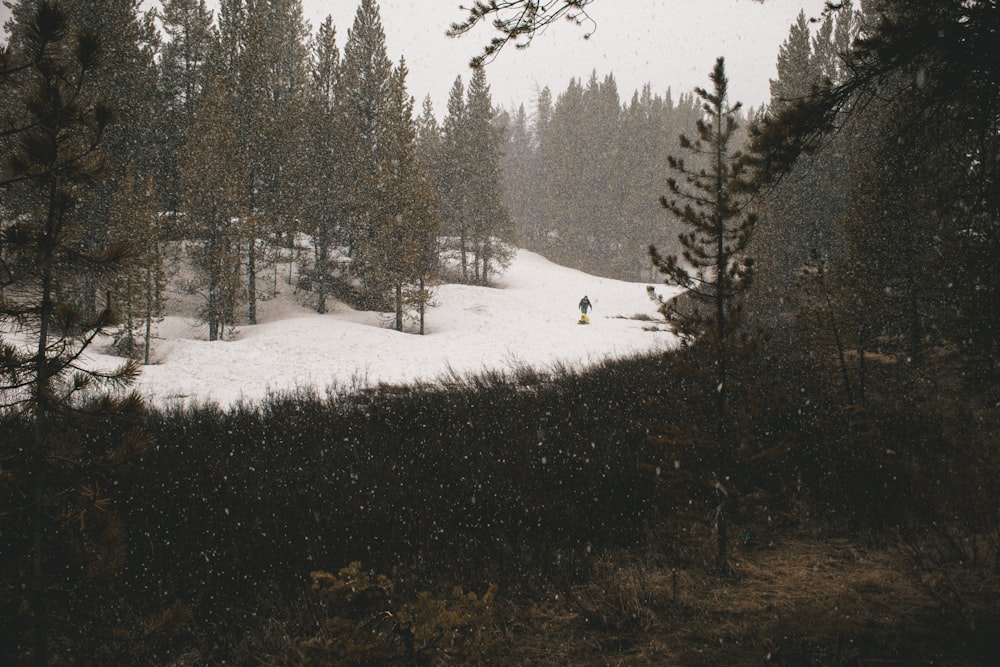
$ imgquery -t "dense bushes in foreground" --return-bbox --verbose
[3,348,999,665]
[114,356,661,645]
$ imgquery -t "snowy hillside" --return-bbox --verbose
[121,249,680,407]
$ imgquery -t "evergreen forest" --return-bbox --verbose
[2,0,999,664]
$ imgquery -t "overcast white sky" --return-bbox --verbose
[291,0,832,114]
[3,0,831,114]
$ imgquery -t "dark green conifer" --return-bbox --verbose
[158,0,216,215]
[179,78,246,341]
[302,14,346,314]
[370,57,441,331]
[0,4,148,663]
[463,65,514,284]
[749,5,856,325]
[336,0,394,300]
[439,75,471,279]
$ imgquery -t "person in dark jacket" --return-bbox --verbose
[578,295,593,324]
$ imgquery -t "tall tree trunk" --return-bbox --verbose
[316,228,329,314]
[395,283,403,332]
[144,264,153,366]
[153,238,164,316]
[481,257,488,286]
[418,277,425,335]
[247,238,257,325]
[460,228,468,282]
[208,276,218,342]
[714,117,730,574]
[32,180,61,667]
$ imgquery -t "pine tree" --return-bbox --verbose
[498,103,538,245]
[179,78,246,341]
[648,57,757,573]
[302,14,345,314]
[160,0,215,115]
[793,249,873,406]
[769,10,814,111]
[606,84,683,281]
[527,85,555,251]
[0,4,147,663]
[412,94,446,331]
[495,73,706,280]
[216,0,244,79]
[158,0,216,214]
[605,89,650,277]
[463,65,513,285]
[438,68,513,285]
[372,58,440,331]
[108,168,165,364]
[336,0,394,302]
[220,0,311,325]
[439,75,471,279]
[754,0,988,375]
[540,76,586,265]
[67,1,159,318]
[749,6,856,325]
[448,0,595,66]
[578,71,621,268]
[748,0,1000,352]
[841,88,940,367]
[414,94,444,195]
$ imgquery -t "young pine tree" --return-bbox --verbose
[647,57,757,573]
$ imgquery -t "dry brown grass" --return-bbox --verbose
[501,532,998,666]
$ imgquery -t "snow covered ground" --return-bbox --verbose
[108,249,681,407]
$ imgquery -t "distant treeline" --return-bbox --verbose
[498,75,741,281]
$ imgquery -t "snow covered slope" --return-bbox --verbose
[129,249,680,407]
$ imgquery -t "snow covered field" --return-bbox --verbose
[112,249,680,407]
